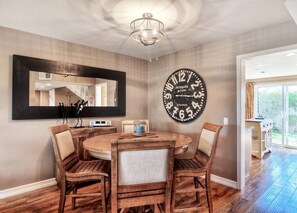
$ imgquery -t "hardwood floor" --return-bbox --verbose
[1,147,297,212]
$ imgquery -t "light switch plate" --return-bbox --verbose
[224,117,228,125]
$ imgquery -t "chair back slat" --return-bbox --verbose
[117,182,166,194]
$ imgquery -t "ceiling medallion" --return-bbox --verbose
[130,13,165,46]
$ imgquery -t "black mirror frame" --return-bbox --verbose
[12,55,126,120]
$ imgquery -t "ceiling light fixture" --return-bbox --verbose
[130,13,164,46]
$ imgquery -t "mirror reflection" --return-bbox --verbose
[29,71,118,107]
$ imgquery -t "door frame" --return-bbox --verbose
[236,43,297,190]
[283,83,297,149]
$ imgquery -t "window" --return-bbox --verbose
[255,83,297,148]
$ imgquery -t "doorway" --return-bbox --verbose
[237,43,297,190]
[95,83,107,106]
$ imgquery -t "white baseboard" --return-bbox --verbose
[211,174,238,189]
[0,178,57,199]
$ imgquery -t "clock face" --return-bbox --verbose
[163,69,207,123]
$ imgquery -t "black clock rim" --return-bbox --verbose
[162,68,207,123]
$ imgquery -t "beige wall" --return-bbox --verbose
[1,21,297,190]
[0,26,148,190]
[148,21,297,181]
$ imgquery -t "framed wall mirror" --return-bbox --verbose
[13,55,126,120]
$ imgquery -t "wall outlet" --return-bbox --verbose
[224,117,228,125]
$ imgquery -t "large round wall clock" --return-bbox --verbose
[163,68,207,123]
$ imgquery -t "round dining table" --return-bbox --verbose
[83,131,192,160]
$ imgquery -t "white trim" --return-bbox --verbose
[236,55,246,190]
[0,178,57,199]
[236,43,297,190]
[210,174,237,189]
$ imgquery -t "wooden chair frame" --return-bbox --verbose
[171,122,223,213]
[49,124,110,213]
[111,138,175,213]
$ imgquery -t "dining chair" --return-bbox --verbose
[121,119,150,133]
[171,122,223,213]
[49,124,110,213]
[111,138,176,213]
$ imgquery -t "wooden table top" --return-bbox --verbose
[83,132,192,160]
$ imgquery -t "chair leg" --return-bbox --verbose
[108,177,111,201]
[137,206,143,213]
[205,173,213,213]
[101,176,107,213]
[59,178,67,213]
[153,204,161,213]
[171,174,177,211]
[72,186,77,209]
[194,177,200,204]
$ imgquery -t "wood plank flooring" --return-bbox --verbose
[0,147,297,212]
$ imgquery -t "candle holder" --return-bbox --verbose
[133,121,146,136]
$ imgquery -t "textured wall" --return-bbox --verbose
[1,21,297,190]
[148,21,297,181]
[0,26,148,190]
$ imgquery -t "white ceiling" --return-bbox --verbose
[246,49,297,80]
[0,0,294,60]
